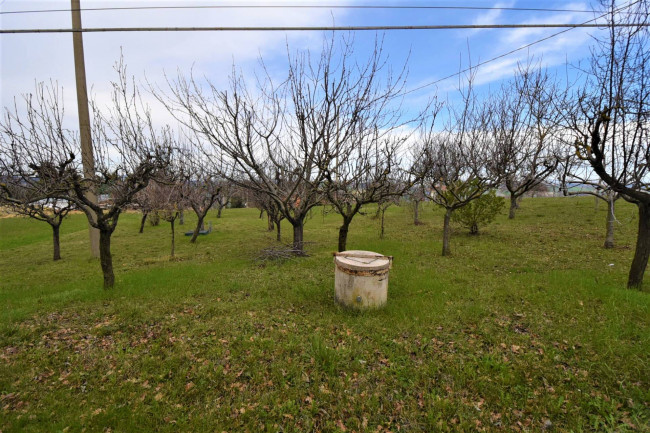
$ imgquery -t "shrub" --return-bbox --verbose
[148,211,161,226]
[452,190,504,235]
[229,196,246,208]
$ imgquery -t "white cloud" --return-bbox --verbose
[466,1,516,36]
[1,0,348,128]
[459,2,593,88]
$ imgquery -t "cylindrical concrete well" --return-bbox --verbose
[334,250,392,309]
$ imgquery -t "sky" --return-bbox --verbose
[0,0,606,130]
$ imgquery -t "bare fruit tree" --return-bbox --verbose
[420,72,500,256]
[1,62,172,289]
[73,61,172,288]
[214,180,233,219]
[0,84,77,261]
[158,69,307,249]
[325,130,425,251]
[491,64,561,219]
[406,181,427,226]
[564,0,650,289]
[160,36,407,255]
[176,140,224,243]
[148,179,183,258]
[248,184,285,241]
[133,182,156,234]
[376,192,402,240]
[0,195,74,261]
[557,153,620,248]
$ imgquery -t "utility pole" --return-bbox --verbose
[71,0,100,257]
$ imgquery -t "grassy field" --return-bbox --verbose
[0,197,648,432]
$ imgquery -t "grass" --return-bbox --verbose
[0,197,648,432]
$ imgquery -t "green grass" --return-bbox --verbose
[0,197,648,432]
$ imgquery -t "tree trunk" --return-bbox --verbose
[190,214,204,244]
[217,205,223,218]
[470,223,479,235]
[179,210,184,225]
[139,212,148,234]
[276,219,281,242]
[413,200,420,225]
[170,219,176,258]
[259,209,264,219]
[442,208,452,256]
[52,223,61,261]
[338,218,352,252]
[627,202,650,290]
[380,208,386,239]
[292,221,304,254]
[509,194,517,219]
[267,214,275,231]
[99,229,115,289]
[604,197,615,249]
[594,196,600,211]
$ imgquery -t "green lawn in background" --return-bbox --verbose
[0,197,648,432]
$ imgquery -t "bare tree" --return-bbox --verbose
[148,179,183,258]
[558,153,620,248]
[158,70,307,249]
[564,0,650,288]
[491,64,561,219]
[406,181,427,226]
[159,35,409,255]
[0,185,76,261]
[248,184,285,241]
[0,84,78,261]
[296,35,422,252]
[324,129,422,251]
[214,180,233,219]
[376,192,402,240]
[133,182,156,233]
[1,195,74,261]
[72,61,172,288]
[1,62,171,288]
[420,72,500,256]
[175,141,224,243]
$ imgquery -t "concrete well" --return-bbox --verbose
[334,250,392,309]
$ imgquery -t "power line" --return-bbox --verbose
[0,4,602,16]
[401,0,640,96]
[2,23,640,34]
[402,28,578,97]
[1,1,640,96]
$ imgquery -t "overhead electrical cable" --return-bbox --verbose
[400,0,641,96]
[0,0,640,98]
[379,0,641,164]
[1,23,643,34]
[0,4,604,16]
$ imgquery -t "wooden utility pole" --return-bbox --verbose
[71,0,100,257]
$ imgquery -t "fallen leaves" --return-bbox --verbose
[0,278,645,433]
[1,392,28,411]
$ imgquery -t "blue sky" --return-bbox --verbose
[0,0,604,128]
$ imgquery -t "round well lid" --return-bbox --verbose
[334,250,391,272]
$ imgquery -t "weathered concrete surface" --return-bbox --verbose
[334,250,391,309]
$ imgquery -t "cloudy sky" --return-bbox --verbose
[0,0,605,127]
